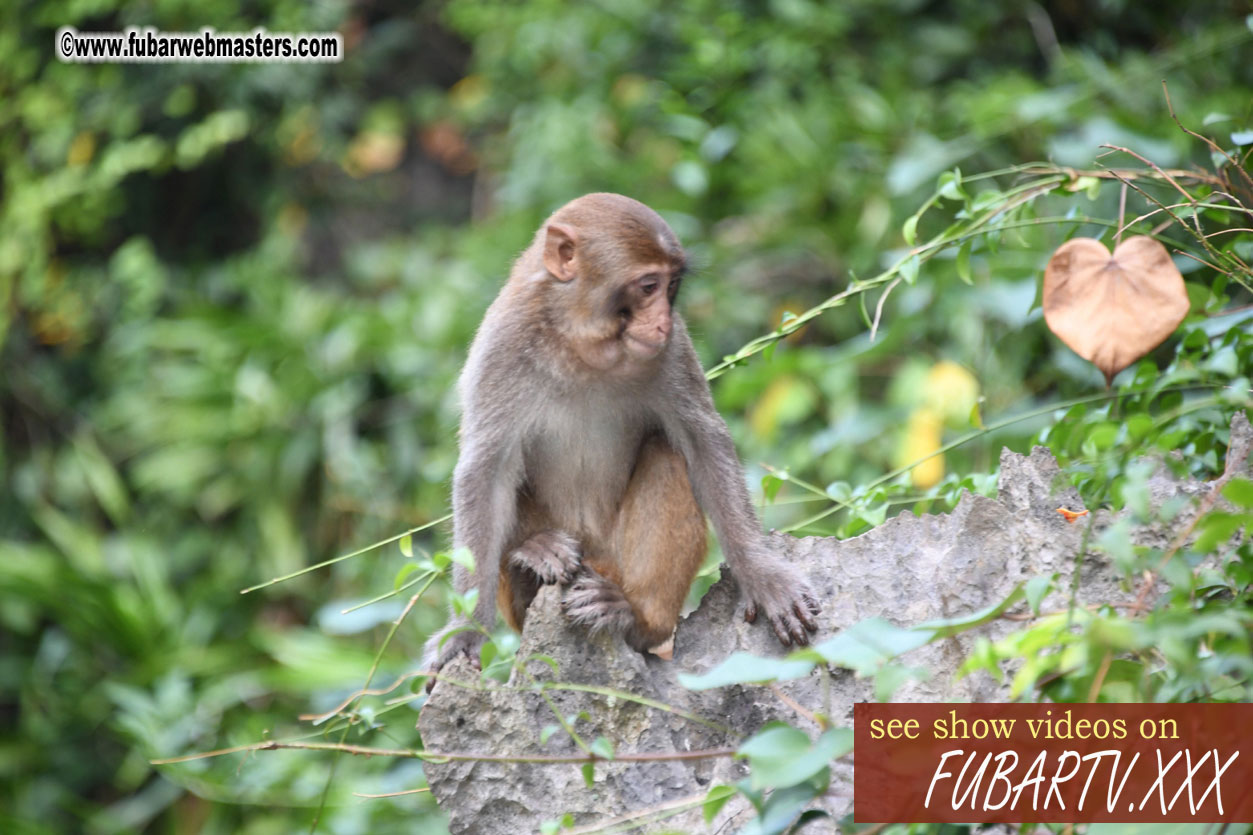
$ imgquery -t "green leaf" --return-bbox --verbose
[955,239,972,284]
[1024,574,1053,614]
[874,664,926,701]
[743,783,823,834]
[857,289,873,329]
[856,502,887,528]
[679,651,816,690]
[1221,478,1253,508]
[902,213,919,246]
[589,736,615,759]
[938,168,964,201]
[449,546,475,572]
[451,587,478,617]
[540,724,560,745]
[916,583,1026,636]
[1098,517,1136,570]
[1194,511,1244,553]
[580,762,595,787]
[970,189,1004,212]
[399,534,413,557]
[1232,131,1253,146]
[824,481,851,502]
[810,617,930,674]
[703,785,737,823]
[393,562,421,590]
[478,639,496,670]
[762,473,784,503]
[540,813,575,834]
[899,254,920,285]
[737,725,851,791]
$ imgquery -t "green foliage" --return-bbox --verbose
[2,0,1252,832]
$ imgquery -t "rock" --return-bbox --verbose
[417,413,1251,833]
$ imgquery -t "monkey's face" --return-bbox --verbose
[542,204,687,377]
[613,266,680,361]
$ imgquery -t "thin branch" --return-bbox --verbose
[1115,182,1128,246]
[353,787,430,799]
[869,277,901,342]
[1162,80,1253,193]
[1086,651,1113,702]
[240,513,451,594]
[566,792,710,835]
[301,671,429,724]
[1098,144,1196,205]
[1128,461,1242,615]
[768,683,824,729]
[152,739,737,766]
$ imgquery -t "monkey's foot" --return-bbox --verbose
[421,629,485,693]
[561,570,635,636]
[742,567,822,647]
[509,530,582,584]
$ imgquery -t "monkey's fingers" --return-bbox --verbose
[424,637,483,692]
[780,613,810,646]
[770,617,794,646]
[794,598,820,633]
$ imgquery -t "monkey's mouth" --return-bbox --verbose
[624,333,667,358]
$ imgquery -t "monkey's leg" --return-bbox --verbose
[563,436,707,654]
[498,494,582,632]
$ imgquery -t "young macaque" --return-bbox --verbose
[422,193,820,681]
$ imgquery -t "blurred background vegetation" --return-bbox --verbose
[2,0,1251,832]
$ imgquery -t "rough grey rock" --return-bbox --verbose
[418,413,1251,834]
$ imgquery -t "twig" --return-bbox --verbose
[768,683,824,729]
[353,787,430,799]
[1099,144,1196,205]
[1162,80,1253,194]
[565,792,711,834]
[1086,650,1113,702]
[869,277,901,342]
[152,739,737,766]
[240,513,451,594]
[301,671,429,725]
[1128,448,1247,615]
[1115,182,1128,246]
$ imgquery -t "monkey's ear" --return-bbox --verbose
[543,224,579,281]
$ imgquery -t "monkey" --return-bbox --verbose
[422,193,820,682]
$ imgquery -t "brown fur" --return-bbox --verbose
[423,193,819,682]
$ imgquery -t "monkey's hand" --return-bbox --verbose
[421,627,486,693]
[740,561,821,647]
[509,529,582,584]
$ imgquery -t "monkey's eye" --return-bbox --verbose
[639,277,660,297]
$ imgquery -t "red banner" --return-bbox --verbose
[854,703,1253,823]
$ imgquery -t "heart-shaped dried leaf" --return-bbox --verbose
[1043,235,1189,385]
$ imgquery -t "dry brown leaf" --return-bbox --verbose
[1043,235,1189,385]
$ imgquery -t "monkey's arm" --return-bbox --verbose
[421,399,527,678]
[662,326,820,646]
